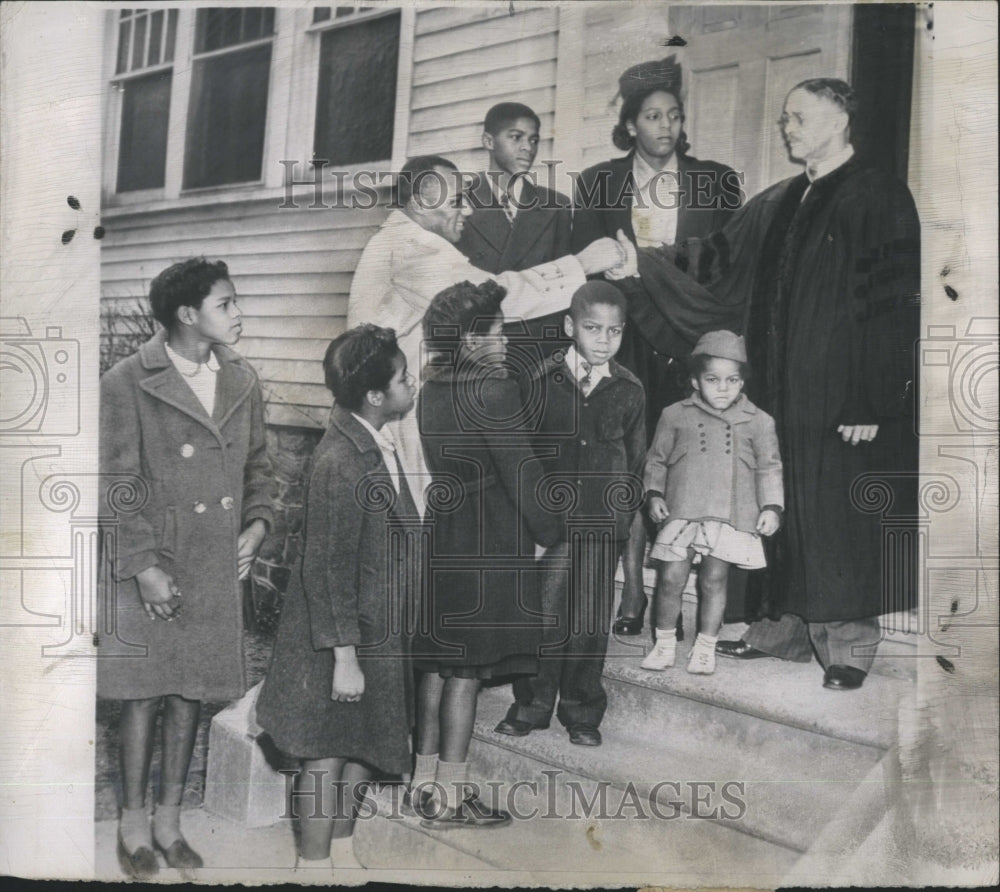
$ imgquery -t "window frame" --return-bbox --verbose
[102,7,415,216]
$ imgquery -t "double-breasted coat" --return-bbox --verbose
[643,394,784,534]
[416,367,563,674]
[256,407,419,774]
[571,151,744,438]
[97,329,274,701]
[456,173,573,355]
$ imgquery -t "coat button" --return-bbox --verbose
[581,439,587,446]
[220,496,234,510]
[193,502,206,514]
[180,443,194,457]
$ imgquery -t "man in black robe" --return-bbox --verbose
[615,78,920,691]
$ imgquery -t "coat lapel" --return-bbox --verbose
[609,156,637,242]
[504,180,556,269]
[136,331,255,438]
[463,174,512,256]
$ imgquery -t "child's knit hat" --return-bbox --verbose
[692,330,747,363]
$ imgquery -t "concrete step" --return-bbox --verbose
[358,779,798,887]
[469,685,880,854]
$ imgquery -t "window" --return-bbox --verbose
[113,9,178,192]
[183,8,276,189]
[312,8,400,166]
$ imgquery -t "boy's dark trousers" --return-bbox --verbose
[507,527,622,730]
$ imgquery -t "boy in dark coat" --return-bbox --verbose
[98,258,274,878]
[495,281,645,747]
[456,101,573,357]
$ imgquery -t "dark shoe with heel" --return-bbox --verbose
[716,639,772,660]
[420,797,511,830]
[116,833,158,880]
[154,836,203,872]
[614,610,684,641]
[822,665,867,691]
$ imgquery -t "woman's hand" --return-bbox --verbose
[648,495,669,525]
[756,509,781,537]
[237,519,268,581]
[135,566,181,621]
[332,646,365,702]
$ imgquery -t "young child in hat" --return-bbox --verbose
[641,330,784,675]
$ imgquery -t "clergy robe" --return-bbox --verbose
[621,156,920,623]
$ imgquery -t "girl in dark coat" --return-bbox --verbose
[99,258,273,879]
[256,324,420,871]
[572,55,744,636]
[412,280,563,829]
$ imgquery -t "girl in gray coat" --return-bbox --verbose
[641,331,783,675]
[99,258,273,879]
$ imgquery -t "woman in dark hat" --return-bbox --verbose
[572,55,744,636]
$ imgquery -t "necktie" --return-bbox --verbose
[389,446,418,517]
[500,192,515,224]
[580,361,592,393]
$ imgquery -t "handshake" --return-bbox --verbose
[575,229,639,280]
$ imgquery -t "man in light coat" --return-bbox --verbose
[348,154,634,514]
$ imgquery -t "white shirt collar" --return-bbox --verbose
[351,412,396,456]
[565,344,611,386]
[164,340,220,375]
[632,151,679,191]
[807,144,854,182]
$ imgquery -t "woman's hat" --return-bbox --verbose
[618,55,682,101]
[692,330,747,363]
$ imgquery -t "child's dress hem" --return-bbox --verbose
[650,517,766,569]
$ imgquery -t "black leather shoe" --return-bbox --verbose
[822,665,867,691]
[154,836,203,871]
[613,614,644,635]
[420,797,511,830]
[117,833,158,880]
[494,717,549,737]
[568,724,602,746]
[716,639,773,660]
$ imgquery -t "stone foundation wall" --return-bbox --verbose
[245,424,324,635]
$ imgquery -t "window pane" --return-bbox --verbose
[131,13,147,70]
[165,9,177,62]
[195,7,275,53]
[116,18,131,75]
[148,10,163,66]
[117,71,171,192]
[313,7,332,24]
[183,43,272,189]
[314,12,399,165]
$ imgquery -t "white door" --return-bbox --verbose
[568,3,853,199]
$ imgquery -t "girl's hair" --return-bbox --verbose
[149,257,230,328]
[423,280,506,362]
[612,87,691,156]
[323,324,400,411]
[688,352,749,379]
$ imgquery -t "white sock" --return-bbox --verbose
[152,803,182,848]
[655,628,678,645]
[434,759,470,810]
[694,633,718,650]
[120,805,152,852]
[412,752,438,790]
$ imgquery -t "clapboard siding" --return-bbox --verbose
[100,193,384,429]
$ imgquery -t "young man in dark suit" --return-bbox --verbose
[456,102,573,356]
